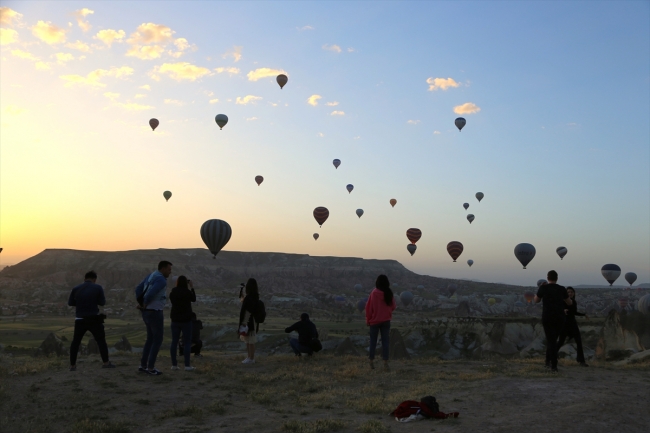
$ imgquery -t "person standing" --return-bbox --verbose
[365,274,396,371]
[239,278,260,364]
[135,261,172,375]
[556,286,589,367]
[285,313,319,357]
[179,313,204,357]
[534,270,572,373]
[68,271,115,371]
[169,276,196,371]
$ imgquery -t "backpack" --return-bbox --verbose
[136,273,156,308]
[253,300,266,332]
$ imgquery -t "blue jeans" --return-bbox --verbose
[170,321,193,367]
[141,310,164,369]
[290,338,312,355]
[369,321,390,361]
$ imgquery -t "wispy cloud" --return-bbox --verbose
[297,25,314,31]
[114,102,154,111]
[103,92,120,101]
[307,94,322,106]
[247,67,287,81]
[222,45,242,62]
[60,66,134,87]
[426,77,460,91]
[11,49,38,61]
[94,29,125,47]
[209,98,219,104]
[0,7,23,27]
[0,28,18,45]
[347,47,355,53]
[235,95,262,105]
[54,52,74,64]
[139,84,151,90]
[453,102,481,114]
[407,120,420,125]
[152,62,211,81]
[3,105,27,116]
[215,67,240,75]
[325,101,339,106]
[32,21,67,44]
[433,130,441,135]
[66,40,91,53]
[134,94,146,99]
[246,117,258,121]
[318,132,324,137]
[330,110,345,116]
[72,8,93,32]
[126,23,191,60]
[164,98,185,106]
[322,44,341,53]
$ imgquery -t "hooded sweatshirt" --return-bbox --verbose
[365,288,396,326]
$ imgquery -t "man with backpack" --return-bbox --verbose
[135,260,172,375]
[284,313,320,357]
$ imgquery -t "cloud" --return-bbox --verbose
[297,25,314,31]
[103,92,120,101]
[59,66,134,87]
[223,45,242,62]
[330,111,345,116]
[307,94,322,106]
[235,95,262,105]
[164,98,185,106]
[427,77,460,91]
[347,47,355,52]
[209,98,219,104]
[138,84,151,90]
[65,40,91,52]
[114,102,154,111]
[11,49,38,61]
[54,52,74,64]
[4,105,27,116]
[453,102,481,114]
[72,8,93,32]
[127,44,165,60]
[32,21,67,44]
[35,61,51,70]
[322,44,341,53]
[95,29,125,47]
[0,7,22,27]
[152,62,211,81]
[247,67,287,81]
[126,23,191,60]
[325,101,339,106]
[215,67,240,75]
[318,132,324,137]
[407,120,420,125]
[433,130,441,135]
[128,23,174,45]
[0,28,18,45]
[134,94,146,99]
[246,117,258,121]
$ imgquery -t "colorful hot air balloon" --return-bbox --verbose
[200,219,232,258]
[313,207,329,227]
[215,114,228,129]
[149,118,159,131]
[601,264,621,286]
[357,298,368,312]
[400,291,414,307]
[407,244,417,256]
[354,283,363,292]
[447,241,463,262]
[356,209,364,218]
[556,247,568,260]
[463,203,469,210]
[638,294,650,315]
[346,184,354,194]
[163,191,172,201]
[313,233,319,241]
[625,272,637,287]
[390,199,397,207]
[406,228,422,244]
[255,175,264,186]
[467,259,474,267]
[514,243,536,269]
[333,159,341,169]
[524,291,534,303]
[455,117,466,131]
[467,214,475,224]
[488,298,496,306]
[475,192,484,202]
[537,279,547,288]
[276,74,288,89]
[618,298,629,309]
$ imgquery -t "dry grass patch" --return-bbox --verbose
[358,420,391,433]
[70,419,131,433]
[282,418,346,433]
[158,405,203,419]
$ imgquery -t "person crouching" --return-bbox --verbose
[285,313,319,357]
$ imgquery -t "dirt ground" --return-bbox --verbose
[0,352,648,433]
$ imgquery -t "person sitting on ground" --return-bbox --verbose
[68,270,115,371]
[169,276,196,371]
[179,312,203,357]
[556,286,589,367]
[239,278,260,364]
[366,274,397,371]
[285,313,319,357]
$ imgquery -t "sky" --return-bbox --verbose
[1,1,649,286]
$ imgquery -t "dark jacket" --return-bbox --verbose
[239,295,259,333]
[565,298,586,322]
[68,281,106,318]
[285,319,318,346]
[169,287,196,322]
[536,283,569,321]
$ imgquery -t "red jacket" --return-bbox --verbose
[365,288,396,325]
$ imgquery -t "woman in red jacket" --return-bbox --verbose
[365,274,396,370]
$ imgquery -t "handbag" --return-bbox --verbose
[238,324,249,336]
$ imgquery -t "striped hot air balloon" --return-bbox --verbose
[467,214,475,224]
[601,264,621,286]
[200,219,232,258]
[149,118,159,131]
[556,246,568,260]
[406,228,422,244]
[446,241,464,262]
[313,207,329,227]
[255,176,264,186]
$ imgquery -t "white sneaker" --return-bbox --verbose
[242,358,250,364]
[171,366,180,371]
[184,366,196,371]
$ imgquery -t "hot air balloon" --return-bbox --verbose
[215,114,228,129]
[446,241,463,262]
[276,74,288,89]
[400,291,414,307]
[556,247,568,260]
[447,284,457,296]
[346,184,354,194]
[638,294,650,315]
[625,272,637,287]
[467,259,474,267]
[463,203,469,210]
[255,175,264,186]
[200,219,232,258]
[407,244,417,256]
[0,248,3,253]
[618,298,629,309]
[524,292,534,303]
[514,243,536,269]
[601,264,621,286]
[488,298,496,306]
[406,228,422,244]
[149,118,159,131]
[333,159,341,169]
[334,296,346,306]
[475,192,484,202]
[163,191,172,201]
[390,199,397,207]
[357,298,368,312]
[354,283,363,292]
[467,214,475,224]
[313,233,319,241]
[455,117,466,131]
[537,279,547,288]
[313,207,329,227]
[356,209,364,218]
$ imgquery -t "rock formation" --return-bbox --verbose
[87,338,99,355]
[34,333,67,357]
[596,310,643,361]
[389,329,410,360]
[114,335,132,352]
[335,337,360,356]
